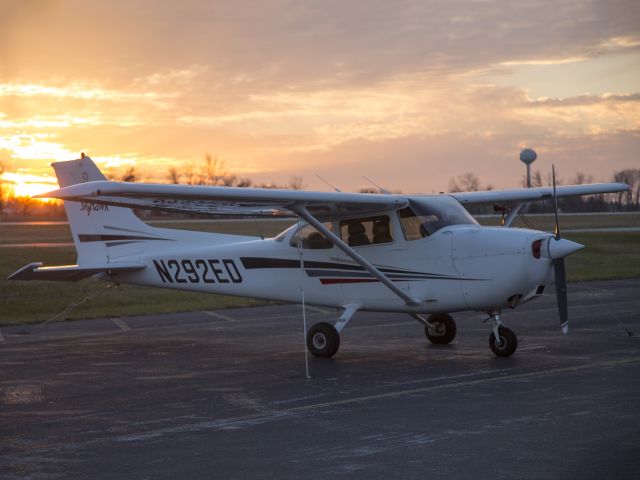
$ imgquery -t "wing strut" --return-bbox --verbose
[501,203,524,227]
[292,206,421,307]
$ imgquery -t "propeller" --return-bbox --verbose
[551,165,569,334]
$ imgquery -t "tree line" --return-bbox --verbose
[0,153,306,218]
[165,154,306,190]
[0,155,638,218]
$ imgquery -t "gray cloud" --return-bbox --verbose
[528,92,640,107]
[2,0,639,90]
[264,129,640,193]
[1,0,638,192]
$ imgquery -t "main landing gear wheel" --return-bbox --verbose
[307,322,340,358]
[489,326,518,357]
[425,313,457,345]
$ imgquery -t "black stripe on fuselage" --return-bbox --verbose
[240,256,447,277]
[240,256,485,282]
[78,234,168,243]
[240,257,301,269]
[304,269,443,280]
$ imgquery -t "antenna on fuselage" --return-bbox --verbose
[296,218,311,379]
[362,175,391,194]
[316,174,341,192]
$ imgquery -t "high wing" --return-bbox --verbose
[36,179,629,214]
[35,180,408,217]
[449,183,629,206]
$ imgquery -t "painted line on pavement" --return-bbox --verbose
[204,311,237,322]
[116,356,640,442]
[305,306,333,314]
[112,318,131,332]
[517,345,547,352]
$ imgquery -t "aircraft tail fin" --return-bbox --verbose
[8,156,259,282]
[52,156,170,265]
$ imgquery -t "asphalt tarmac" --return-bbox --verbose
[1,278,639,480]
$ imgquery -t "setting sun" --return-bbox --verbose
[1,172,58,200]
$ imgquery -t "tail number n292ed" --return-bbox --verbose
[153,258,242,284]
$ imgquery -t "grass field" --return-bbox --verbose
[1,217,638,326]
[0,220,292,326]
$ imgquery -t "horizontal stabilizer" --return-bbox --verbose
[8,262,146,282]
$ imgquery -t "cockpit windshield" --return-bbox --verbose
[398,196,478,240]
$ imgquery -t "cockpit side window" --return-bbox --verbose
[289,222,334,249]
[398,197,478,240]
[339,215,393,246]
[398,207,430,240]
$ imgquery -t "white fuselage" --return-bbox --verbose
[111,219,555,315]
[30,156,625,319]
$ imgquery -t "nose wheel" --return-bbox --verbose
[487,313,518,357]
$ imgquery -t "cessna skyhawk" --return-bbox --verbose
[9,156,629,358]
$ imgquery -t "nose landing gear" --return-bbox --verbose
[487,312,518,357]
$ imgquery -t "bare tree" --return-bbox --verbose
[220,174,237,187]
[183,162,197,185]
[120,166,137,182]
[199,153,228,185]
[613,169,640,210]
[571,172,594,185]
[521,170,543,187]
[449,172,481,192]
[562,172,595,211]
[16,196,32,216]
[520,169,562,188]
[167,167,180,184]
[288,176,306,190]
[0,161,5,215]
[166,154,251,188]
[236,178,252,187]
[104,165,138,182]
[256,181,280,189]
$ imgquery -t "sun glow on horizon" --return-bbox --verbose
[1,172,59,199]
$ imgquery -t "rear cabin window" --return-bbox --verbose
[339,215,393,247]
[289,222,334,249]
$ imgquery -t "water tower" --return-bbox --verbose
[520,148,537,188]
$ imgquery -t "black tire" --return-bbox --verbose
[489,326,518,357]
[307,322,340,358]
[425,313,457,345]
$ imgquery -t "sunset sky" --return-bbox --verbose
[1,0,638,196]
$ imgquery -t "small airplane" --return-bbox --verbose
[9,156,629,358]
